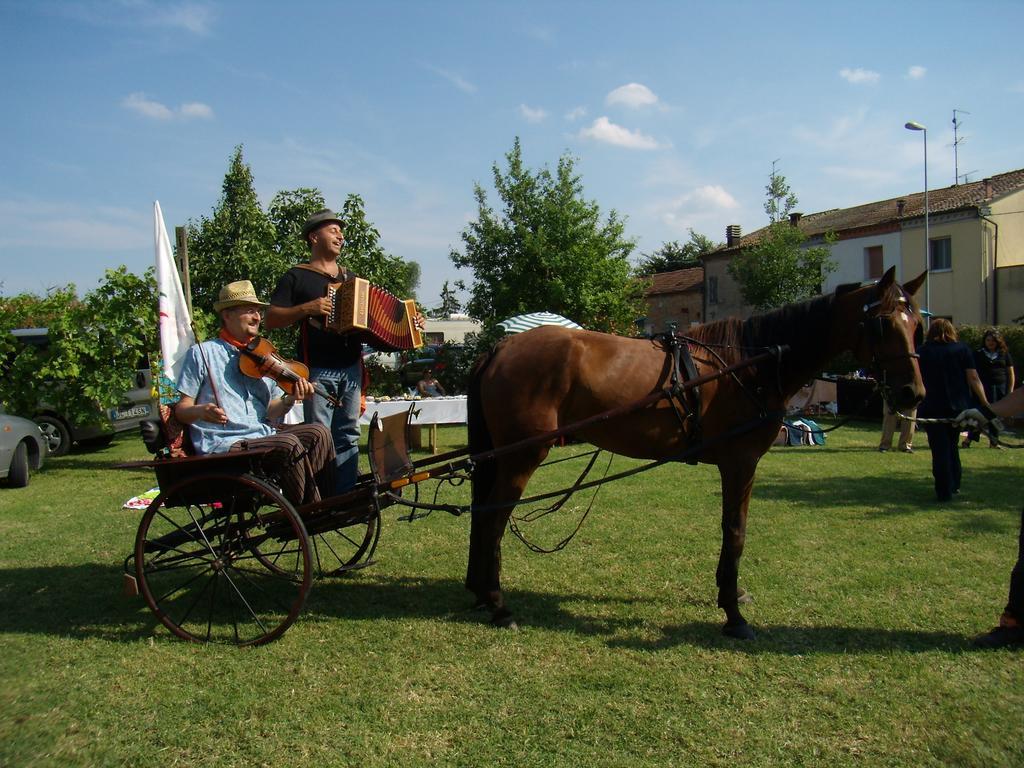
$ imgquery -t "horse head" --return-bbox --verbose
[837,266,927,410]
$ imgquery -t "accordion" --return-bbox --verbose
[324,278,423,351]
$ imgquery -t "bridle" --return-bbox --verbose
[859,289,923,406]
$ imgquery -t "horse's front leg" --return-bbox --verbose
[716,457,758,640]
[466,451,544,629]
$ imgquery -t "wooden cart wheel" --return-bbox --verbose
[308,509,381,577]
[135,473,312,646]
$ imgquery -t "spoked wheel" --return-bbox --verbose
[306,509,381,577]
[135,473,312,646]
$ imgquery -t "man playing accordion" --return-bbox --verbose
[267,209,364,492]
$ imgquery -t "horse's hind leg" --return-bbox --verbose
[716,458,758,640]
[466,450,544,628]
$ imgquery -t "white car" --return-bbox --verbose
[0,410,45,487]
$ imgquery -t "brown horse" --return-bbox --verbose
[466,267,927,638]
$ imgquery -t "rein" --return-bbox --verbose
[895,410,1024,448]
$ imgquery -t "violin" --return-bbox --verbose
[237,336,340,408]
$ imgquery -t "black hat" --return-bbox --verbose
[301,208,345,240]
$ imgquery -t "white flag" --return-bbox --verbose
[154,201,195,383]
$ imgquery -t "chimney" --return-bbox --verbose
[726,224,741,246]
[983,177,993,199]
[789,212,802,227]
[896,199,906,217]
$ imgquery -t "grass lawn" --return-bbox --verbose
[0,420,1021,767]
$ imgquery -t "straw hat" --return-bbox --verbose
[213,280,269,312]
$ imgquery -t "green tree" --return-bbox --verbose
[0,268,157,428]
[186,150,420,329]
[430,280,462,318]
[765,166,799,223]
[727,172,836,311]
[185,146,281,321]
[451,138,643,334]
[637,230,718,276]
[268,187,326,266]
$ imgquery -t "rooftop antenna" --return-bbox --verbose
[952,109,970,186]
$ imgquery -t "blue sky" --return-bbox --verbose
[2,1,1023,310]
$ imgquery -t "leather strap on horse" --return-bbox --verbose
[660,328,701,464]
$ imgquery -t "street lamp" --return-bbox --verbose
[905,121,930,314]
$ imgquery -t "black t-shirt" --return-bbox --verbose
[270,265,362,368]
[973,347,1014,388]
[918,341,975,418]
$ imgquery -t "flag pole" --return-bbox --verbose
[174,226,193,318]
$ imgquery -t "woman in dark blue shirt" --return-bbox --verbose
[917,319,989,501]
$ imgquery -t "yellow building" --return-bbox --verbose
[701,168,1024,325]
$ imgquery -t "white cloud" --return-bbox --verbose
[60,1,215,36]
[179,101,214,119]
[518,104,548,123]
[0,198,149,251]
[122,93,214,120]
[527,25,555,44]
[564,106,587,121]
[688,185,740,210]
[426,65,477,94]
[151,4,215,35]
[906,65,927,80]
[606,82,659,108]
[839,67,880,85]
[122,93,174,120]
[654,184,740,233]
[578,117,663,150]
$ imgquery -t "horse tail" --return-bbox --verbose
[468,345,499,510]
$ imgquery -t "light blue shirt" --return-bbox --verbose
[176,339,283,455]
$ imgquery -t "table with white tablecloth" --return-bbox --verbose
[359,396,467,452]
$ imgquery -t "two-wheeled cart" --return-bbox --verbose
[121,347,786,645]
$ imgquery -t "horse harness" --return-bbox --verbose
[857,288,924,412]
[658,327,703,464]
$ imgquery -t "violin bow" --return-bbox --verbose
[191,322,223,409]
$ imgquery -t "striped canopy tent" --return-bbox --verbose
[497,312,583,334]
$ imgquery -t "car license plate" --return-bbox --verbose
[110,404,151,421]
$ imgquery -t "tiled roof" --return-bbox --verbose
[645,266,704,296]
[708,167,1024,254]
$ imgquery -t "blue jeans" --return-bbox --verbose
[304,362,362,492]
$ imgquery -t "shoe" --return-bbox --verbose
[900,446,913,453]
[990,443,1005,450]
[973,624,1024,649]
[878,446,889,453]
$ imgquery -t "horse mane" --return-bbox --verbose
[690,292,837,363]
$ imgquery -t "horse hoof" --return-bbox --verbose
[722,621,756,640]
[491,611,519,630]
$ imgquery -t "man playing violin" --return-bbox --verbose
[266,208,364,492]
[175,280,335,506]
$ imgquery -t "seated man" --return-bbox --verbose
[174,280,335,506]
[417,368,446,398]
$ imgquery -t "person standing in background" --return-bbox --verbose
[916,319,989,502]
[965,329,1015,449]
[879,402,916,453]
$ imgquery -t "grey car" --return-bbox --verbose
[0,409,45,487]
[7,328,157,456]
